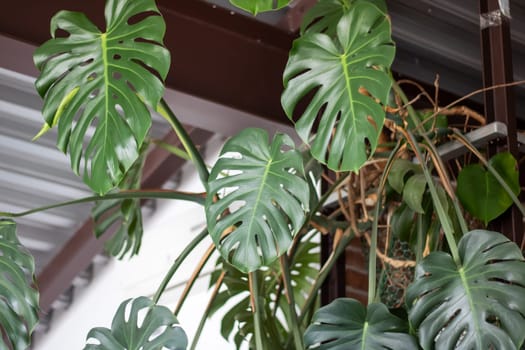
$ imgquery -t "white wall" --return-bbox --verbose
[34,141,232,350]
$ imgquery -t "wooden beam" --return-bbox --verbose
[0,0,295,125]
[479,0,523,244]
[278,0,317,33]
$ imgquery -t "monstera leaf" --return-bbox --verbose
[282,2,395,172]
[34,0,170,194]
[301,0,387,35]
[92,145,146,259]
[0,220,39,350]
[406,230,525,349]
[84,297,187,350]
[206,128,310,273]
[209,233,319,348]
[229,0,289,15]
[304,298,418,349]
[457,152,520,225]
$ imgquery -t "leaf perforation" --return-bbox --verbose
[34,0,170,194]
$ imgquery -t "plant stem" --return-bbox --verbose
[279,255,304,350]
[416,214,424,263]
[150,139,191,161]
[174,243,216,315]
[0,190,205,218]
[190,270,226,350]
[298,227,355,325]
[392,80,461,264]
[369,141,402,304]
[152,228,209,304]
[249,271,264,350]
[406,130,461,265]
[157,99,210,190]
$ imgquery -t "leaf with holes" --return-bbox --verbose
[229,0,290,15]
[84,297,187,350]
[34,0,170,195]
[304,298,418,350]
[406,230,525,349]
[92,145,146,259]
[0,220,39,350]
[282,2,395,172]
[457,152,520,226]
[301,0,387,35]
[208,232,319,347]
[206,128,310,273]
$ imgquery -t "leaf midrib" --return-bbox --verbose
[100,32,110,191]
[340,53,356,135]
[360,321,369,350]
[247,157,273,238]
[458,266,482,346]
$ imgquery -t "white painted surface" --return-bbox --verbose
[34,143,233,350]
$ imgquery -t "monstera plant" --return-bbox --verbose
[1,0,525,349]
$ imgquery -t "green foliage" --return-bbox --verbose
[92,145,146,259]
[388,159,421,194]
[388,159,450,251]
[407,111,448,133]
[457,152,520,225]
[403,174,428,214]
[300,0,387,35]
[209,233,319,349]
[84,297,187,350]
[229,0,290,15]
[33,0,170,194]
[406,230,525,349]
[206,128,310,273]
[7,1,525,350]
[282,2,395,172]
[0,220,39,350]
[304,298,418,349]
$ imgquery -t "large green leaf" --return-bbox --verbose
[84,297,187,350]
[0,220,39,350]
[92,145,146,259]
[282,2,395,172]
[304,298,418,349]
[301,0,387,35]
[206,128,310,272]
[457,152,520,225]
[229,0,290,15]
[406,230,525,349]
[34,0,170,195]
[209,232,320,349]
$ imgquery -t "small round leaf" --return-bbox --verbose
[457,152,520,225]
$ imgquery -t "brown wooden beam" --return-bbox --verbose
[0,0,294,125]
[479,0,523,244]
[36,126,213,312]
[277,0,317,33]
